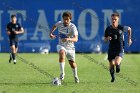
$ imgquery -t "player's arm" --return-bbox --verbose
[6,28,11,35]
[62,25,78,42]
[14,27,24,34]
[104,37,111,43]
[63,35,78,42]
[49,25,57,39]
[6,24,11,35]
[127,26,132,46]
[50,21,62,39]
[104,27,111,43]
[14,23,24,34]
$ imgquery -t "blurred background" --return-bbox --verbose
[0,0,139,53]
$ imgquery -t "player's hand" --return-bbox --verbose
[107,36,112,41]
[7,31,11,35]
[128,38,132,46]
[50,33,56,39]
[14,31,19,34]
[104,36,112,42]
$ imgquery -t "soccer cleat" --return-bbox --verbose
[116,65,120,73]
[110,68,115,82]
[111,77,115,82]
[60,73,65,81]
[9,58,12,63]
[74,76,79,83]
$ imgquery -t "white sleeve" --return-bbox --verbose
[123,26,130,32]
[72,25,78,36]
[55,21,62,27]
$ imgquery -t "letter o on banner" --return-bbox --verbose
[78,9,99,40]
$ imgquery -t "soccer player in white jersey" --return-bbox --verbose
[50,11,79,83]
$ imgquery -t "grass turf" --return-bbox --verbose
[0,53,139,93]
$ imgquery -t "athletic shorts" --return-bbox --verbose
[108,51,124,62]
[9,39,18,48]
[57,45,75,61]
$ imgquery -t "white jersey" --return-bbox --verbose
[55,21,78,48]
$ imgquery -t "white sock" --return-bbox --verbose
[72,67,78,77]
[59,62,65,74]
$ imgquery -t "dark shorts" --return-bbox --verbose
[108,51,124,62]
[9,39,18,48]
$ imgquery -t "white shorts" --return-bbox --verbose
[57,45,75,61]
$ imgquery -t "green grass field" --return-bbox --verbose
[0,53,139,93]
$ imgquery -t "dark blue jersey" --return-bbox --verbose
[6,22,22,40]
[105,25,125,52]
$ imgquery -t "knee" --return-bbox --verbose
[109,62,114,68]
[59,50,65,59]
[69,61,73,65]
[11,47,16,53]
[114,60,121,65]
[69,61,76,68]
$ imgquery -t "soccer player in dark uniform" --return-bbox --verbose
[104,12,132,82]
[6,15,24,64]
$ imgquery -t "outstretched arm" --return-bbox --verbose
[50,25,57,39]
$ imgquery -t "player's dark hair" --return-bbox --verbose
[111,12,120,18]
[62,11,72,19]
[11,14,16,18]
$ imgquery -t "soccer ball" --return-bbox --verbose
[52,77,61,86]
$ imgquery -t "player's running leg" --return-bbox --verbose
[109,61,115,82]
[9,51,12,63]
[59,49,66,81]
[13,41,18,64]
[9,41,13,63]
[69,60,79,83]
[11,45,17,64]
[115,56,122,73]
